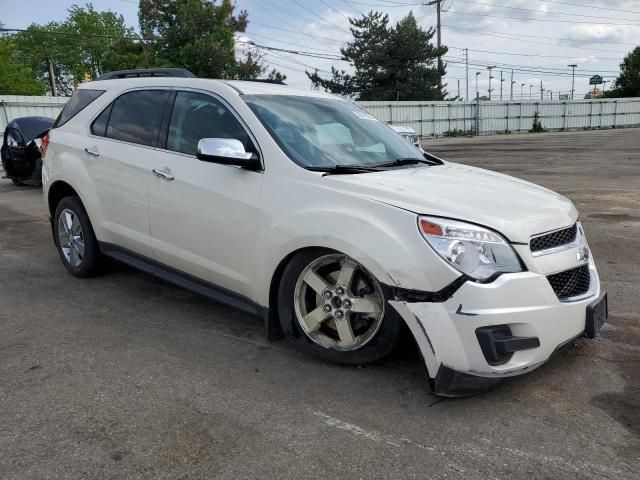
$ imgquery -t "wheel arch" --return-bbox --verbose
[47,180,81,217]
[266,246,332,340]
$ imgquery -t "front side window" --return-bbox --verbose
[243,95,422,169]
[166,91,252,156]
[53,89,104,128]
[104,90,169,147]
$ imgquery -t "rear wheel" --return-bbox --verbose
[278,250,401,365]
[53,197,101,277]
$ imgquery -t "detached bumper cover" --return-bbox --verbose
[389,259,603,397]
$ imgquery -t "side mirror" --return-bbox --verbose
[196,138,260,170]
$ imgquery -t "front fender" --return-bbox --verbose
[254,175,461,307]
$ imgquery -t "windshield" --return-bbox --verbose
[243,95,423,169]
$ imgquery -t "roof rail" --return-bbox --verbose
[95,68,196,81]
[242,78,287,85]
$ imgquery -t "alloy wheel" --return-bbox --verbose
[57,209,85,267]
[293,254,385,351]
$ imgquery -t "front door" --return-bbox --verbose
[148,90,263,299]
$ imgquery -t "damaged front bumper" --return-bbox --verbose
[389,261,603,397]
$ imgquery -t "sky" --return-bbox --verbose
[1,0,639,99]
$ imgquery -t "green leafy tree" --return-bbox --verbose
[606,46,640,98]
[138,0,283,80]
[308,11,447,100]
[0,37,48,95]
[14,4,137,94]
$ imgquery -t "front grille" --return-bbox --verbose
[530,223,577,253]
[547,264,591,300]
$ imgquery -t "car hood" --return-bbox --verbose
[324,162,577,243]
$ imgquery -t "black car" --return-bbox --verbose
[1,116,53,186]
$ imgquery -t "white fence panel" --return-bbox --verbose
[359,97,640,136]
[1,95,639,138]
[0,96,68,132]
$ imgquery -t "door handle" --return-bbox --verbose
[84,146,99,157]
[152,168,174,181]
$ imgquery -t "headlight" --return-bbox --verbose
[418,216,524,281]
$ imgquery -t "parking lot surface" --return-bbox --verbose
[1,128,638,479]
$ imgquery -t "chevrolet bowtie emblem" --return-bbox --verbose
[577,246,590,263]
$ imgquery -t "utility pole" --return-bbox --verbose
[530,84,533,99]
[487,65,496,100]
[427,1,444,89]
[47,58,57,97]
[521,83,525,100]
[465,48,469,101]
[568,64,577,100]
[510,70,514,100]
[499,70,504,101]
[540,81,544,100]
[457,79,460,99]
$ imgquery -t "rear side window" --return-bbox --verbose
[91,103,112,137]
[103,90,169,147]
[53,89,104,127]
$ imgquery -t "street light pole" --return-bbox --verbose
[529,84,533,99]
[568,64,577,100]
[520,83,525,100]
[475,71,480,101]
[487,65,496,100]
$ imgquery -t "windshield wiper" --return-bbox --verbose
[306,164,383,175]
[374,157,439,168]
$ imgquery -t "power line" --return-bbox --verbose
[444,9,640,26]
[443,25,638,49]
[249,21,347,44]
[451,0,640,23]
[318,0,353,20]
[249,0,348,34]
[534,0,640,15]
[289,0,351,33]
[449,46,618,61]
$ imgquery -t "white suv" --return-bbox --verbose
[42,70,607,396]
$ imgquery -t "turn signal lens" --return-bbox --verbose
[419,218,443,236]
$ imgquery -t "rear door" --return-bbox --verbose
[148,89,263,298]
[88,89,171,258]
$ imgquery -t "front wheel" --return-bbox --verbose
[278,250,401,365]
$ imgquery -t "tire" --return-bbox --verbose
[277,249,401,365]
[53,196,101,277]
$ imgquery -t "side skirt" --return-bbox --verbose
[99,242,269,321]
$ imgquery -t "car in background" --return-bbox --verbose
[1,116,53,186]
[390,124,423,152]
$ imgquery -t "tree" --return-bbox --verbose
[138,0,283,80]
[606,46,640,98]
[0,37,48,95]
[308,11,447,100]
[14,4,137,94]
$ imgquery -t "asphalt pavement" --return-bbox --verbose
[1,128,638,479]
